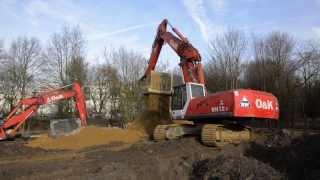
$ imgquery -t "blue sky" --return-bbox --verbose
[0,0,319,66]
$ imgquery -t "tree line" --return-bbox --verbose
[0,25,319,128]
[0,26,150,124]
[206,30,320,128]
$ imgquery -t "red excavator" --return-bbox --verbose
[0,83,88,140]
[142,19,279,146]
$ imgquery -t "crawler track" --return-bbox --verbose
[153,125,168,141]
[201,124,218,146]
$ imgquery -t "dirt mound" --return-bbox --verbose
[26,126,146,150]
[246,134,320,180]
[191,153,283,180]
[264,129,293,148]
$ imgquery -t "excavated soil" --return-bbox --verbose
[246,132,320,180]
[191,147,283,180]
[0,129,319,180]
[0,138,217,180]
[26,126,146,150]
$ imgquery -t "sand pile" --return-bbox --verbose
[26,126,146,150]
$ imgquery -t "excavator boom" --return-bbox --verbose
[0,83,88,140]
[142,19,205,84]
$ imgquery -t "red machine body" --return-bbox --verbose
[143,19,280,125]
[0,83,88,140]
[185,89,279,120]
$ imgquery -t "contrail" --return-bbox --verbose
[88,22,158,41]
[182,0,224,42]
[104,22,158,37]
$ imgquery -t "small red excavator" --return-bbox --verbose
[141,19,279,146]
[0,83,88,140]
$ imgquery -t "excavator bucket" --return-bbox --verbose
[49,118,82,137]
[143,71,172,112]
[143,71,172,95]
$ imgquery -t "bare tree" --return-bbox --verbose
[0,37,43,112]
[296,40,320,127]
[0,39,5,85]
[297,40,320,88]
[246,32,295,90]
[111,47,147,85]
[0,40,6,114]
[44,25,86,86]
[108,47,147,122]
[88,63,119,115]
[67,56,88,86]
[265,32,295,94]
[206,29,247,92]
[10,37,42,98]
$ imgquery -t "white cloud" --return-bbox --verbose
[23,0,80,25]
[17,1,155,61]
[85,22,157,62]
[182,0,224,42]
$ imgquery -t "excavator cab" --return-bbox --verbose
[171,83,206,119]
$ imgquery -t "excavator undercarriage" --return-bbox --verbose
[143,70,253,147]
[153,123,251,147]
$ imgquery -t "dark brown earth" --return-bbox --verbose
[0,138,217,180]
[0,130,319,180]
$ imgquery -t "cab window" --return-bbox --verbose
[191,84,205,97]
[171,86,187,110]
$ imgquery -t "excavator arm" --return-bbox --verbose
[141,19,205,84]
[0,83,88,140]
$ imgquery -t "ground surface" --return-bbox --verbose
[0,129,319,180]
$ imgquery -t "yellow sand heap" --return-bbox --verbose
[26,126,146,150]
